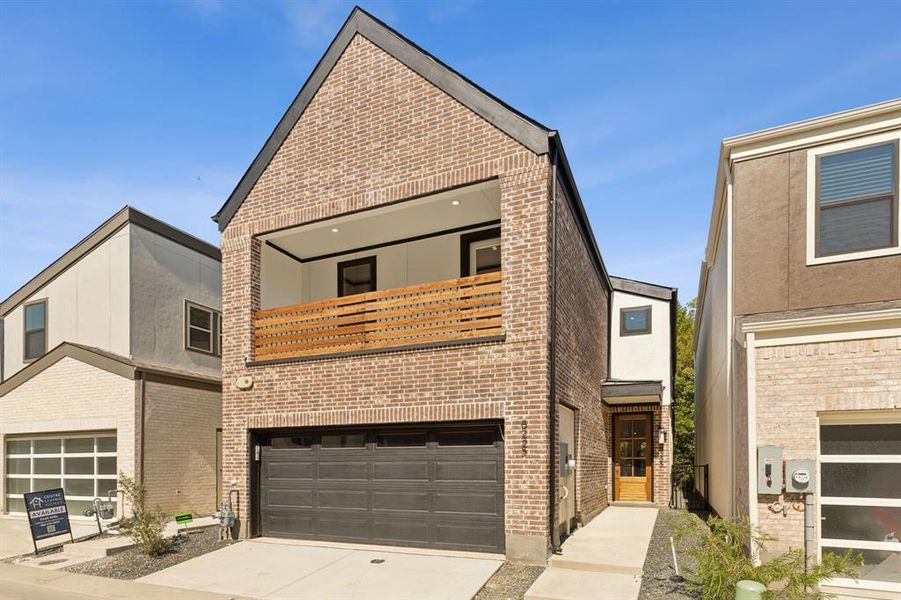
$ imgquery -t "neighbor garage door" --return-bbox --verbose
[256,422,504,553]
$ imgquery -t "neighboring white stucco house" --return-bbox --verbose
[0,207,222,523]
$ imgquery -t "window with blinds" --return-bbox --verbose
[816,141,898,257]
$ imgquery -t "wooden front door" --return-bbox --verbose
[614,413,653,501]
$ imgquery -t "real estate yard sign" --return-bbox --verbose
[24,487,74,553]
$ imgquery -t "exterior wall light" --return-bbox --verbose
[658,427,667,445]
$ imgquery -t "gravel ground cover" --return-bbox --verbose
[639,508,703,599]
[64,527,234,580]
[473,562,545,600]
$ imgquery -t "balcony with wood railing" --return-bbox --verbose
[253,271,503,362]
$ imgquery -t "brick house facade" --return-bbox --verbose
[215,8,675,563]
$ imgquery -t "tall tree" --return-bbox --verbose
[673,299,696,466]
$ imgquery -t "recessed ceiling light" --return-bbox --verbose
[331,227,339,233]
[451,200,460,206]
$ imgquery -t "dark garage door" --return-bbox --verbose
[256,422,505,553]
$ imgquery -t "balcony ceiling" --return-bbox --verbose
[261,181,501,259]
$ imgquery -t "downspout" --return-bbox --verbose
[549,141,561,554]
[137,371,146,486]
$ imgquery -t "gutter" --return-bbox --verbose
[549,144,561,554]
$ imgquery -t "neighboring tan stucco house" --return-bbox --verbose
[213,7,675,564]
[694,99,901,599]
[0,207,222,521]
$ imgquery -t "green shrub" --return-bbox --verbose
[671,511,861,599]
[117,472,171,557]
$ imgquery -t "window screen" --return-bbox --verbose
[817,142,897,257]
[23,300,47,361]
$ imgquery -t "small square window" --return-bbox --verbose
[185,301,220,355]
[337,257,376,297]
[620,306,652,336]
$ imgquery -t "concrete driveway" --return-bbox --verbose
[0,517,101,559]
[139,538,503,600]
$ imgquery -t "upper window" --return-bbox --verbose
[461,228,501,277]
[808,134,900,265]
[337,256,376,297]
[620,306,652,336]
[23,299,47,362]
[185,301,220,355]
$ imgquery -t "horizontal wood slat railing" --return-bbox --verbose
[254,271,503,360]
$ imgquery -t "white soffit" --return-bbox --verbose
[261,181,501,259]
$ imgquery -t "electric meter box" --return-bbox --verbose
[757,445,783,494]
[785,459,816,493]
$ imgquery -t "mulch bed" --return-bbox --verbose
[639,508,703,599]
[63,527,235,580]
[474,562,546,600]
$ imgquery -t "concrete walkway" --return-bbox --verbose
[0,564,249,600]
[525,506,658,600]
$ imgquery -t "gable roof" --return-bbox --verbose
[212,6,553,231]
[212,7,613,290]
[1,206,220,317]
[0,341,219,396]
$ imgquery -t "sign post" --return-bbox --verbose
[24,488,73,554]
[174,512,193,532]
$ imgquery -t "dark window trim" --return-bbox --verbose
[184,299,221,356]
[460,227,501,277]
[22,298,48,363]
[337,256,377,297]
[620,305,652,336]
[814,139,899,258]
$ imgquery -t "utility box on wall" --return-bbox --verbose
[785,459,816,493]
[757,445,783,494]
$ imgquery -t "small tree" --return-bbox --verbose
[117,472,171,556]
[673,300,696,468]
[672,512,861,599]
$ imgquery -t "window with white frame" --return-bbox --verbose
[185,300,220,355]
[807,133,900,265]
[5,434,117,517]
[819,421,901,590]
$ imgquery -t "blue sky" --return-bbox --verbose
[2,1,900,302]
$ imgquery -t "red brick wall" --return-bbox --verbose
[220,34,554,558]
[552,181,610,524]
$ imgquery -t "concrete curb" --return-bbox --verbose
[0,563,251,600]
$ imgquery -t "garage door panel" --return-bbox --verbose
[372,519,430,544]
[265,461,314,481]
[257,422,504,553]
[318,461,368,480]
[266,488,314,508]
[318,516,371,540]
[372,490,430,512]
[318,489,368,510]
[373,460,429,481]
[436,522,501,550]
[435,491,500,515]
[265,512,314,537]
[435,460,499,482]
